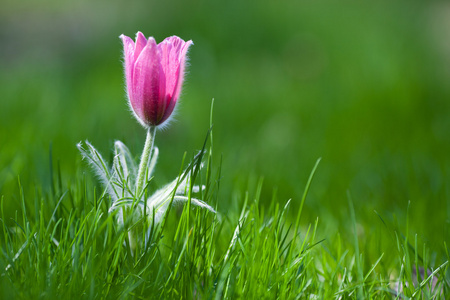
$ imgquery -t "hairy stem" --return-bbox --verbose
[136,126,156,199]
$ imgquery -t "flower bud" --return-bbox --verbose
[120,32,193,127]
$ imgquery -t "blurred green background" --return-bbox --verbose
[1,0,449,251]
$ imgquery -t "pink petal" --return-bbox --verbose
[132,37,166,125]
[134,32,147,63]
[159,37,181,99]
[120,34,136,100]
[172,40,193,106]
[158,37,193,123]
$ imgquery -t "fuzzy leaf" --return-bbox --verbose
[77,141,119,201]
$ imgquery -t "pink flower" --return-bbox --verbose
[120,32,193,127]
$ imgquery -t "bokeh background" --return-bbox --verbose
[1,0,449,252]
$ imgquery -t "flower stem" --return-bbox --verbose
[136,126,156,199]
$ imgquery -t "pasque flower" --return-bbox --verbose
[120,32,193,127]
[78,32,214,253]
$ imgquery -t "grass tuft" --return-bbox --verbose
[0,128,448,298]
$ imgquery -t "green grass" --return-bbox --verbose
[1,0,450,298]
[0,126,448,298]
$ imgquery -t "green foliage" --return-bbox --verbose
[1,0,449,297]
[0,145,448,298]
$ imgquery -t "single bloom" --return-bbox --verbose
[120,32,193,127]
